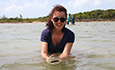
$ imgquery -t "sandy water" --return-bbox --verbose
[0,21,115,70]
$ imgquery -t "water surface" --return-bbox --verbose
[0,22,115,70]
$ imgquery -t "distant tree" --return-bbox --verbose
[19,14,23,19]
[2,15,7,20]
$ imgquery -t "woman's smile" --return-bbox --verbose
[56,23,62,27]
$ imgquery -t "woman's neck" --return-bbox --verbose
[52,28,63,34]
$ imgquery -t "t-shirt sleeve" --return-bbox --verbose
[67,30,75,43]
[40,29,49,43]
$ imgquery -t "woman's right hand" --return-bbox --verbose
[46,54,55,62]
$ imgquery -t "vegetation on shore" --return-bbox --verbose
[0,9,115,23]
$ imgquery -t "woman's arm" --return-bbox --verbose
[41,41,49,60]
[59,43,73,59]
[41,41,55,62]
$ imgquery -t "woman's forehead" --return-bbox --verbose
[53,11,65,17]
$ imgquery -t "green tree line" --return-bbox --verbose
[0,9,115,23]
[74,9,115,22]
[0,15,49,23]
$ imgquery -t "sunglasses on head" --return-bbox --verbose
[53,17,66,22]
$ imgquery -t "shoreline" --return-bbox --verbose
[0,21,47,24]
[0,20,115,24]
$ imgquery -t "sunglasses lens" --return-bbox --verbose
[53,17,59,22]
[60,17,66,22]
[53,17,66,22]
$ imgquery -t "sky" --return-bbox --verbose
[0,0,115,18]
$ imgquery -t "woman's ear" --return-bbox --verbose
[51,17,53,22]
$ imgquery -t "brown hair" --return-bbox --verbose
[46,4,67,32]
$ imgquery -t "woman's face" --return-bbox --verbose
[51,11,66,31]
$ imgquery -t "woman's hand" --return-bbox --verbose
[46,54,55,62]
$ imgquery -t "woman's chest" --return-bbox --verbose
[52,33,64,46]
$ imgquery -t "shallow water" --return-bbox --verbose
[0,22,115,70]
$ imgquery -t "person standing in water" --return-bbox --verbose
[66,14,70,25]
[71,15,75,24]
[40,4,75,63]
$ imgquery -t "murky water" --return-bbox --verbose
[0,22,115,70]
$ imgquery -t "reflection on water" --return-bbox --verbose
[0,22,115,70]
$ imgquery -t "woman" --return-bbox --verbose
[40,4,75,62]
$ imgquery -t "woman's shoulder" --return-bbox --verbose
[41,28,51,42]
[65,27,74,34]
[42,28,51,33]
[41,28,51,36]
[64,27,75,42]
